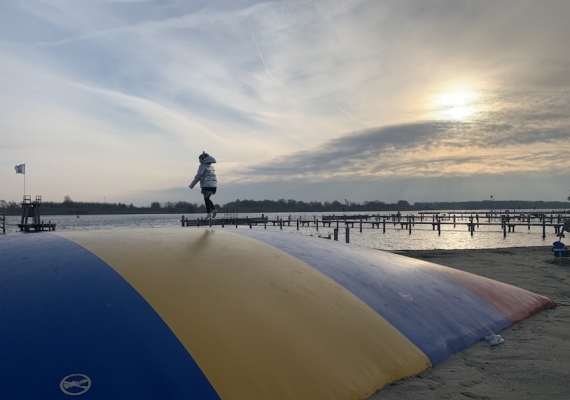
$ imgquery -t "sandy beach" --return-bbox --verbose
[367,246,570,400]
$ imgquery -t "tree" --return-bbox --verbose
[150,201,161,209]
[397,200,411,209]
[63,195,72,203]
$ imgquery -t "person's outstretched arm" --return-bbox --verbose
[189,165,205,189]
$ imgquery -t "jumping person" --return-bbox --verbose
[189,151,218,218]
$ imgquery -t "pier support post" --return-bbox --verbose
[333,228,338,241]
[383,220,386,233]
[542,218,546,239]
[345,227,350,243]
[359,218,362,233]
[297,219,299,230]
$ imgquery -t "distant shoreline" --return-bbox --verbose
[1,199,569,217]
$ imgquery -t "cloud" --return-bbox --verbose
[2,0,570,205]
[237,107,570,182]
[106,0,153,3]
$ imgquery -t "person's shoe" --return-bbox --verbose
[490,336,504,346]
[206,213,211,219]
[211,209,217,218]
[484,332,504,345]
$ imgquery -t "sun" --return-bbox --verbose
[433,90,480,121]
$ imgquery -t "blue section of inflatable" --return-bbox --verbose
[0,234,220,400]
[230,230,512,365]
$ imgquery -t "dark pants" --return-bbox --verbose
[201,187,217,213]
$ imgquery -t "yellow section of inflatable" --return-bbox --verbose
[59,228,429,400]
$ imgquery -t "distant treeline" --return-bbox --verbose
[222,199,570,213]
[1,198,568,216]
[0,199,207,216]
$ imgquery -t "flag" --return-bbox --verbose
[15,164,25,174]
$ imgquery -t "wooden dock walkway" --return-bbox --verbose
[181,211,570,241]
[17,222,57,232]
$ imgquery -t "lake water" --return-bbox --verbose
[1,211,564,251]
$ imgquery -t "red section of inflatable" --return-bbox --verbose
[422,261,556,323]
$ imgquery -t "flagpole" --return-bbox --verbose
[15,164,26,197]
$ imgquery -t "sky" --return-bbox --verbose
[1,0,569,207]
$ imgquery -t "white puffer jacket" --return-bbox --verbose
[189,156,217,188]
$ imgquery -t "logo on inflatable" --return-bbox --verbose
[398,291,414,301]
[60,374,91,396]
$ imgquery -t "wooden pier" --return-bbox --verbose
[1,209,5,234]
[181,210,570,242]
[18,222,57,232]
[181,216,268,227]
[17,195,56,232]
